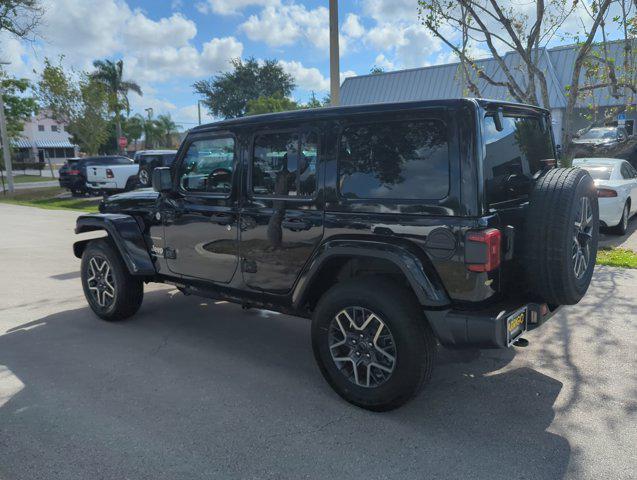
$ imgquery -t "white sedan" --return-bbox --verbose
[573,158,637,235]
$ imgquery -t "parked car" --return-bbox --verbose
[133,150,177,187]
[73,99,598,411]
[573,157,637,234]
[59,156,133,196]
[573,126,629,148]
[85,157,139,194]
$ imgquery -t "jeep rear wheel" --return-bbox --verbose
[311,277,436,411]
[524,168,599,305]
[81,238,143,321]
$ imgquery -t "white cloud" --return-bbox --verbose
[340,70,357,83]
[197,0,279,16]
[367,24,440,69]
[362,0,418,23]
[123,12,196,50]
[374,54,394,70]
[175,104,217,126]
[239,3,350,53]
[278,60,329,92]
[342,13,365,39]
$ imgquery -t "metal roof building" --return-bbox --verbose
[340,41,635,145]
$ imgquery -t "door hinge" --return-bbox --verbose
[241,258,257,273]
[164,247,177,260]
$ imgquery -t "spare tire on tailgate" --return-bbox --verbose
[524,167,599,305]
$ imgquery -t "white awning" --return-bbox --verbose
[35,139,76,148]
[11,138,32,148]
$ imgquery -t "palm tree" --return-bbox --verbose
[155,113,180,147]
[90,59,142,153]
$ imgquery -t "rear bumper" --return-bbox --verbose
[426,303,560,348]
[598,196,625,228]
[59,177,84,189]
[86,181,119,191]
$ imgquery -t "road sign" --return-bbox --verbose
[118,136,128,148]
[618,113,626,121]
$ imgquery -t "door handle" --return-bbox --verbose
[209,214,234,226]
[282,218,311,231]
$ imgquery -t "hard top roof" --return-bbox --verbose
[190,98,548,133]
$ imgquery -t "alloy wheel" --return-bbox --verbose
[328,307,397,388]
[139,169,149,186]
[572,196,594,280]
[86,256,116,307]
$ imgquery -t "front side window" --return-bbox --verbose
[178,137,234,194]
[252,131,317,197]
[483,113,554,205]
[338,119,450,200]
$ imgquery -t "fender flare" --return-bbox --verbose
[292,239,450,309]
[73,213,156,276]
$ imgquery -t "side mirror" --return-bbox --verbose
[494,108,505,132]
[152,167,172,193]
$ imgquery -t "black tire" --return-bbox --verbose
[81,238,143,321]
[138,167,151,187]
[612,201,630,235]
[311,277,436,411]
[524,168,599,305]
[124,175,138,192]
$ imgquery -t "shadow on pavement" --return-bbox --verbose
[0,289,570,480]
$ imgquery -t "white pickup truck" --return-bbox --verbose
[85,157,139,194]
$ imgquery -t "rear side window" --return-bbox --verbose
[338,119,450,200]
[252,131,318,197]
[483,114,553,205]
[178,137,235,194]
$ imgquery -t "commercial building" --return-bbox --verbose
[11,111,78,164]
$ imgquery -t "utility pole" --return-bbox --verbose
[0,61,14,193]
[329,0,340,106]
[197,100,202,125]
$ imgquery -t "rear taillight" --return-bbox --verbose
[597,188,617,197]
[106,169,114,178]
[465,228,501,272]
[68,169,80,175]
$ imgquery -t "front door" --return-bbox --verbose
[162,134,239,283]
[240,128,324,294]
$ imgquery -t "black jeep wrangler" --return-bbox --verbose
[73,99,599,411]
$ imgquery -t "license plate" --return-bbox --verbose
[507,307,527,345]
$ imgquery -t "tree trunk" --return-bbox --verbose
[115,114,122,154]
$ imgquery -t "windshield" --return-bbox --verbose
[580,128,615,140]
[580,165,613,180]
[483,112,554,205]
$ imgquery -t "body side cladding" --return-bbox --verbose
[292,239,450,309]
[74,213,156,276]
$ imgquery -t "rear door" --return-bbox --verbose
[621,162,637,214]
[239,127,324,293]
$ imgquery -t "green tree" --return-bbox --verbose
[155,113,180,147]
[90,59,142,152]
[0,73,38,139]
[36,58,110,155]
[193,57,295,118]
[246,93,298,116]
[122,114,144,150]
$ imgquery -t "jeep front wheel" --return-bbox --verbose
[81,238,144,321]
[311,277,436,411]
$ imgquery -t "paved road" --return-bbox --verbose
[599,213,637,251]
[0,204,635,480]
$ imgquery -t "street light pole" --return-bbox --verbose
[329,0,340,106]
[0,60,14,193]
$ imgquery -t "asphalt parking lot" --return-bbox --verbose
[1,203,636,480]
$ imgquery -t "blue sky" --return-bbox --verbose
[1,0,624,129]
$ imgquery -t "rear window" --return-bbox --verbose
[338,119,450,200]
[582,165,612,180]
[483,113,554,205]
